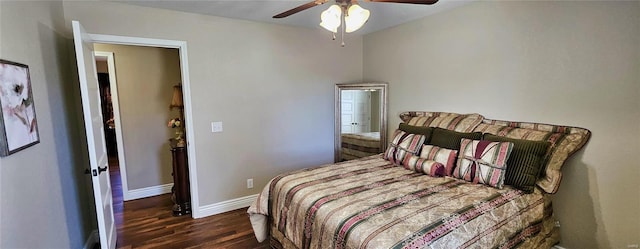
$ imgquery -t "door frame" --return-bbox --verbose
[89,34,201,218]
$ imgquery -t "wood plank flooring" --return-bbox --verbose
[109,158,268,249]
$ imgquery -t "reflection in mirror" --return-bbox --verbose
[335,83,388,162]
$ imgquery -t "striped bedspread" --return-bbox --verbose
[248,156,545,249]
[341,132,381,160]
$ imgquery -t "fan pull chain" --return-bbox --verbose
[341,6,346,47]
[341,23,345,47]
[332,32,336,40]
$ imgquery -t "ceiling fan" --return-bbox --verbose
[273,0,438,45]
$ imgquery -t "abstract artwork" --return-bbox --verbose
[0,59,39,156]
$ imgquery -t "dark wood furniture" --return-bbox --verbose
[170,139,191,216]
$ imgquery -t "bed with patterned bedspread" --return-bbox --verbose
[249,156,557,249]
[341,132,382,160]
[248,112,590,249]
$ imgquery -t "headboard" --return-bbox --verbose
[399,111,591,194]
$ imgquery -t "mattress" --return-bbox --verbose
[341,132,381,160]
[248,155,557,249]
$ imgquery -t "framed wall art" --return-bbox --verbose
[0,59,39,157]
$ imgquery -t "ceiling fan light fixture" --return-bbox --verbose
[319,4,342,33]
[345,4,370,33]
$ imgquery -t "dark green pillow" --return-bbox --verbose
[429,128,482,150]
[483,134,551,193]
[399,123,434,144]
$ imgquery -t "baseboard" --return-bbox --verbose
[554,246,568,249]
[196,194,258,218]
[83,230,99,249]
[124,183,173,201]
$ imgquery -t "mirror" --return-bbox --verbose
[335,82,388,162]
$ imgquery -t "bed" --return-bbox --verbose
[249,112,590,249]
[340,132,382,160]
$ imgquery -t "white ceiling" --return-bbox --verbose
[114,0,473,34]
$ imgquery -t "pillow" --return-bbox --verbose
[399,123,433,143]
[483,134,551,193]
[453,139,514,189]
[401,112,484,132]
[474,120,591,194]
[403,157,445,177]
[419,145,458,176]
[383,130,426,165]
[430,128,483,150]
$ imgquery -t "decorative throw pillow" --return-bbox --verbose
[453,139,514,189]
[419,145,459,176]
[473,120,591,194]
[403,157,445,177]
[429,128,483,150]
[483,134,551,193]
[383,130,426,165]
[399,123,434,144]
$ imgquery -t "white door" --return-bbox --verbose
[341,90,371,134]
[341,90,355,133]
[72,20,117,249]
[353,91,371,133]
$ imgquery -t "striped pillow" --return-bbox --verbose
[403,157,445,177]
[453,139,514,189]
[403,112,484,132]
[483,134,551,193]
[419,145,458,176]
[474,120,591,194]
[383,130,426,165]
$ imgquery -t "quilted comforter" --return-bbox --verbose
[248,156,547,249]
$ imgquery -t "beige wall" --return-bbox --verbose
[95,60,107,73]
[94,44,181,190]
[63,1,363,206]
[363,1,640,248]
[0,1,95,248]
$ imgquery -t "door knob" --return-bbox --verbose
[87,166,108,176]
[98,166,108,174]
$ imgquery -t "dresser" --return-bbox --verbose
[170,139,191,216]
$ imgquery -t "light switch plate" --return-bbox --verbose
[247,178,253,189]
[211,121,223,133]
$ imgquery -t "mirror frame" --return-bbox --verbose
[334,82,388,162]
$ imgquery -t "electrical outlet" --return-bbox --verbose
[211,121,223,133]
[554,221,561,227]
[247,178,253,189]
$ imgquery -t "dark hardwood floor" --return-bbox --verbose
[107,157,268,249]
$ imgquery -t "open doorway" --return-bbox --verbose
[93,44,183,203]
[93,45,189,246]
[73,21,199,248]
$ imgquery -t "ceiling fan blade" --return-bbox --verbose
[364,0,438,4]
[273,0,328,19]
